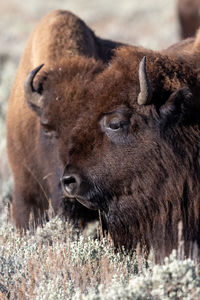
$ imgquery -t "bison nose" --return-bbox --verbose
[61,174,80,197]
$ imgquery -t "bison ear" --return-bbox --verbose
[24,64,44,115]
[158,87,193,128]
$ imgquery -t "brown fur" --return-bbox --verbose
[178,0,200,38]
[59,47,200,260]
[6,10,124,229]
[7,9,200,261]
[164,27,200,55]
[164,37,195,55]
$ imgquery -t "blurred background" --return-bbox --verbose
[0,0,182,222]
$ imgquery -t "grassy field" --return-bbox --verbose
[0,0,200,299]
[0,218,200,299]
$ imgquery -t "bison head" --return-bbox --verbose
[24,56,105,224]
[24,49,200,255]
[60,49,198,207]
[58,47,200,254]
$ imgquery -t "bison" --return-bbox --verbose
[6,9,124,229]
[7,8,200,260]
[178,0,200,39]
[59,39,200,260]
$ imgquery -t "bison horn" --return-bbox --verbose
[137,56,152,105]
[24,64,44,109]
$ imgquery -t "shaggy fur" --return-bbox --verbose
[7,9,200,260]
[6,9,124,229]
[60,47,200,260]
[178,0,200,38]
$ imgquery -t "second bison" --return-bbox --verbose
[6,10,123,229]
[178,0,200,38]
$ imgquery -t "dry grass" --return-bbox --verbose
[0,217,199,299]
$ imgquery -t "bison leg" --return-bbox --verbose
[11,168,49,230]
[12,188,31,230]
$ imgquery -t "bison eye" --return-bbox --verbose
[108,120,129,131]
[100,109,131,144]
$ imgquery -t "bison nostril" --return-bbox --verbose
[61,174,80,197]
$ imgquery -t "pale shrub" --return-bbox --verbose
[0,217,199,300]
